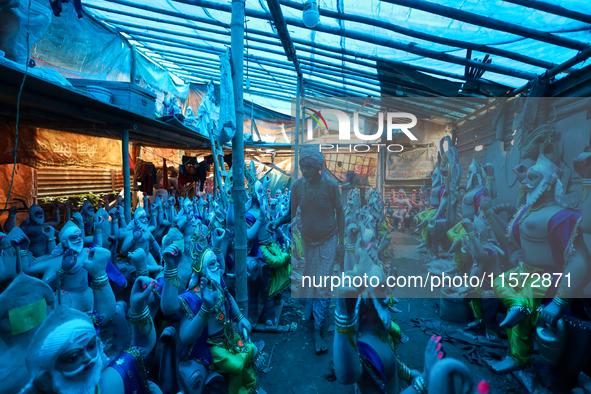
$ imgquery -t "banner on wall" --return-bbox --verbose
[386,147,437,180]
[0,126,123,169]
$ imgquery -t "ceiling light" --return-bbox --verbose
[303,0,319,28]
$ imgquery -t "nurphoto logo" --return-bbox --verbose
[304,109,418,153]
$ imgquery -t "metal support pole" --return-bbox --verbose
[122,129,132,223]
[294,74,301,180]
[231,0,248,316]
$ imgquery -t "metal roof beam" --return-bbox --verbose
[379,0,589,50]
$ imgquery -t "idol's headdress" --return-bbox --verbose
[189,232,211,274]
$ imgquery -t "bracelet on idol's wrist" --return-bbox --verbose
[552,297,571,309]
[164,268,180,288]
[233,311,245,323]
[130,306,152,335]
[412,375,428,394]
[198,305,213,319]
[91,273,109,289]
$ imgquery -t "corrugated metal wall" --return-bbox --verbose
[37,167,128,197]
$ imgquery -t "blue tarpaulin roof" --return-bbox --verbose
[79,0,591,105]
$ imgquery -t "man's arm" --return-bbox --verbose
[336,205,345,246]
[45,204,61,227]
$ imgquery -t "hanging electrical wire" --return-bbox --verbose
[245,17,250,89]
[0,0,32,219]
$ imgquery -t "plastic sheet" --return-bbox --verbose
[216,50,236,146]
[0,0,51,64]
[197,81,220,138]
[80,0,591,99]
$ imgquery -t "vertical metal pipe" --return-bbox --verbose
[231,0,248,316]
[294,74,302,180]
[122,129,132,223]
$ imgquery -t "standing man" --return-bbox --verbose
[269,146,345,354]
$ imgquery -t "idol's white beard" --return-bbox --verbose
[466,173,483,191]
[50,350,106,394]
[69,241,84,254]
[207,268,221,285]
[525,178,550,207]
[32,215,44,225]
[135,220,148,231]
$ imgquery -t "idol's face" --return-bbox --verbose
[156,190,168,201]
[55,334,99,375]
[179,360,207,394]
[32,207,45,224]
[523,169,544,193]
[66,229,84,252]
[84,205,95,217]
[137,212,148,226]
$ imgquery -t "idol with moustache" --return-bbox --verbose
[120,207,162,271]
[20,203,61,258]
[53,225,116,324]
[19,275,156,394]
[80,200,96,237]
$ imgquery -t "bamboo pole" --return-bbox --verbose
[379,0,588,51]
[177,65,298,90]
[122,128,132,223]
[169,0,536,80]
[124,29,288,58]
[511,45,591,96]
[294,74,301,180]
[266,0,301,75]
[133,32,390,96]
[501,0,591,25]
[231,0,248,317]
[93,0,520,86]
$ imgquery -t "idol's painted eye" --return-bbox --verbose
[87,338,97,351]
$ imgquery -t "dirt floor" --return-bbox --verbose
[252,230,530,394]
